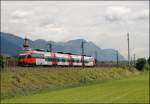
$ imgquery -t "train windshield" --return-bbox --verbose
[19,55,27,59]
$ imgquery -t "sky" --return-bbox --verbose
[1,1,149,59]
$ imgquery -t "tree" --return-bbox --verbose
[135,58,146,71]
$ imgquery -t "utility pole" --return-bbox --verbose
[49,41,52,52]
[133,53,136,66]
[130,56,133,65]
[127,32,130,65]
[95,51,97,61]
[81,40,86,68]
[116,50,119,65]
[95,51,98,66]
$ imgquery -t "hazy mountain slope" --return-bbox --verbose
[0,32,125,61]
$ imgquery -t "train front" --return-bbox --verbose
[18,51,36,66]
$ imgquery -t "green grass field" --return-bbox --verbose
[1,72,149,103]
[1,67,138,99]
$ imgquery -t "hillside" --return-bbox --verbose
[0,32,125,61]
[1,67,139,99]
[2,72,149,103]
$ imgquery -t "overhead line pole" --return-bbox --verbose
[127,32,130,65]
[133,53,136,66]
[81,41,85,68]
[95,51,97,65]
[48,41,52,52]
[116,50,119,65]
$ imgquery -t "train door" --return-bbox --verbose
[36,59,45,65]
[35,54,45,65]
[68,54,73,66]
[51,53,57,65]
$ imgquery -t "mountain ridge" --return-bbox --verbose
[0,32,125,61]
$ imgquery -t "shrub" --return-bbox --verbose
[144,63,149,71]
[0,55,4,68]
[135,58,146,71]
[148,57,150,66]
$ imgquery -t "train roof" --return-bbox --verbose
[19,50,94,58]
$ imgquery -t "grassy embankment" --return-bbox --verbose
[1,66,139,100]
[1,71,149,103]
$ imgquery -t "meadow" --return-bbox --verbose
[1,67,149,103]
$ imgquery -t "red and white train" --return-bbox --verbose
[18,50,96,67]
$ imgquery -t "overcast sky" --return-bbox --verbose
[1,1,149,59]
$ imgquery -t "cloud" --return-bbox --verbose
[105,6,131,22]
[1,1,149,59]
[9,10,33,24]
[11,10,33,19]
[105,6,149,23]
[132,9,149,20]
[39,17,56,27]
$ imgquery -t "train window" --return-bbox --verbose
[62,58,66,62]
[46,57,52,62]
[60,58,63,62]
[32,53,44,59]
[84,60,89,63]
[74,59,77,63]
[56,58,60,62]
[66,59,69,62]
[76,59,80,63]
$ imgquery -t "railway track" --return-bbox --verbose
[2,64,123,70]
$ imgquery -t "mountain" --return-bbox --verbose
[0,32,125,61]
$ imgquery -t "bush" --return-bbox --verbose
[148,57,150,66]
[144,63,149,71]
[135,58,146,71]
[0,55,4,68]
[127,65,136,72]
